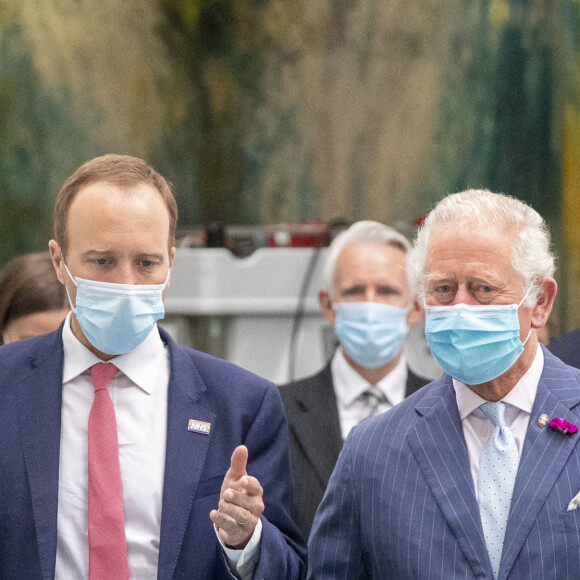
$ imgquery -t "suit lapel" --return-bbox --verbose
[288,366,343,486]
[407,376,493,579]
[288,365,428,488]
[14,331,64,580]
[500,351,580,579]
[157,337,215,580]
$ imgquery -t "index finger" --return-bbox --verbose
[224,475,263,502]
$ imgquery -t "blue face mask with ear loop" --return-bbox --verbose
[424,286,533,385]
[334,301,410,369]
[62,261,169,355]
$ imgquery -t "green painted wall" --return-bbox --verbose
[0,0,578,329]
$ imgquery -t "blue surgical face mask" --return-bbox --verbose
[425,288,532,385]
[63,262,169,355]
[334,301,409,369]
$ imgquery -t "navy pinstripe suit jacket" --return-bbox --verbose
[308,346,580,579]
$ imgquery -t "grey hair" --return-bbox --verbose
[322,220,412,294]
[408,189,555,307]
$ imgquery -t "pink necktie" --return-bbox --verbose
[88,363,129,580]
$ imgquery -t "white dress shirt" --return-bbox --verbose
[332,346,408,439]
[55,313,259,579]
[453,344,544,501]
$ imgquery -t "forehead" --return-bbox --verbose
[66,181,170,252]
[424,226,518,282]
[334,242,408,284]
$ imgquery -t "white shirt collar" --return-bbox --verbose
[332,346,408,407]
[61,312,166,394]
[453,344,544,420]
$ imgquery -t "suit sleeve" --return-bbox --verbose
[307,435,366,579]
[244,383,307,579]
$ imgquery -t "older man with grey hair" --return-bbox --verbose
[279,220,427,540]
[308,190,580,580]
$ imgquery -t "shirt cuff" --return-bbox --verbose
[214,518,262,580]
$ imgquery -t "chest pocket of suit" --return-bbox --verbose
[194,474,225,500]
[560,506,580,533]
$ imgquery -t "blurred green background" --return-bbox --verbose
[0,0,579,332]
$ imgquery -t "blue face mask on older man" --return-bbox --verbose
[334,301,409,368]
[425,288,532,385]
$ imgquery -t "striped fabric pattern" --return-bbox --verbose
[308,347,580,580]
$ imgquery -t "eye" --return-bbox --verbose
[432,284,456,298]
[341,285,365,297]
[474,284,496,295]
[427,282,457,305]
[472,284,498,303]
[95,258,109,266]
[377,286,398,296]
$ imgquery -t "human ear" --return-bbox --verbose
[406,297,424,326]
[319,290,336,325]
[530,277,557,329]
[48,240,67,285]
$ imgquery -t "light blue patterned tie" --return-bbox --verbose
[478,402,519,580]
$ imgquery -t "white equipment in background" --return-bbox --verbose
[162,247,441,384]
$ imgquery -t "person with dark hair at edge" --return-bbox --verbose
[0,251,69,344]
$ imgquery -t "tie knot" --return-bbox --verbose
[90,363,119,393]
[479,401,507,428]
[359,387,388,406]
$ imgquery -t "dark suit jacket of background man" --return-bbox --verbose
[0,325,306,580]
[279,362,429,538]
[549,328,580,369]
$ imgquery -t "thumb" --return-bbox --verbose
[228,445,248,480]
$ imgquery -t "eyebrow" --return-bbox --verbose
[81,250,115,259]
[424,274,457,286]
[424,274,505,287]
[341,283,402,294]
[341,285,367,295]
[80,250,166,261]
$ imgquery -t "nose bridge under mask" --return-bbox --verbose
[423,283,533,311]
[61,257,171,291]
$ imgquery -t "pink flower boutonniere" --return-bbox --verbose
[548,417,578,435]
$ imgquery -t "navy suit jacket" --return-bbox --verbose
[0,326,306,579]
[308,347,580,579]
[549,328,580,369]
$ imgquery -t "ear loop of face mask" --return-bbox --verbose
[518,285,534,347]
[62,259,76,311]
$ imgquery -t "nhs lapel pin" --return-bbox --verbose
[188,419,211,435]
